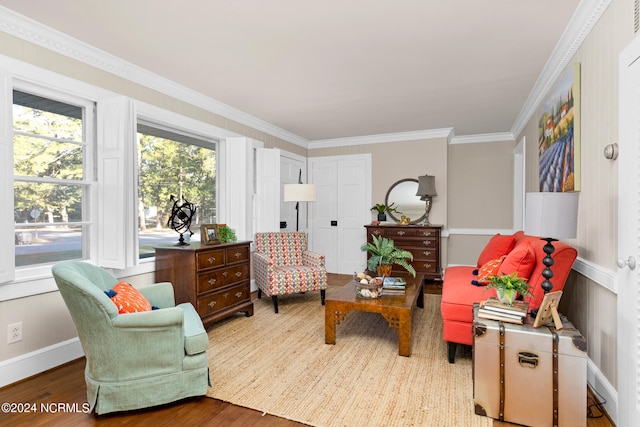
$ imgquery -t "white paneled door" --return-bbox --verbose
[617,34,640,427]
[309,154,371,274]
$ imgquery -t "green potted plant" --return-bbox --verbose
[361,234,416,277]
[484,272,533,305]
[218,225,237,243]
[370,203,398,221]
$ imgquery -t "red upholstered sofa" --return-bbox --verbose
[440,231,577,363]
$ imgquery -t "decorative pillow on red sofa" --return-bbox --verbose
[106,282,152,314]
[476,233,516,267]
[477,255,507,283]
[497,240,536,279]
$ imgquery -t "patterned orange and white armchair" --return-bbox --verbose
[253,231,327,313]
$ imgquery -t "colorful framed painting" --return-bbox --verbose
[538,63,581,192]
[201,224,220,245]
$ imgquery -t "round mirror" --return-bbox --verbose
[384,178,426,224]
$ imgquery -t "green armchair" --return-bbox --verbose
[51,261,210,415]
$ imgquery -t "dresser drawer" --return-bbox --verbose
[400,236,438,249]
[413,260,439,274]
[225,245,250,265]
[405,247,438,262]
[196,249,225,270]
[366,227,385,238]
[197,283,250,317]
[197,264,250,294]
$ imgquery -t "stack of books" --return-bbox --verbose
[478,297,529,324]
[381,277,406,295]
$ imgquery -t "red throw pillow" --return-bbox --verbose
[476,255,507,284]
[477,234,516,267]
[107,282,152,314]
[497,241,536,279]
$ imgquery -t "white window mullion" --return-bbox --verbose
[97,96,137,268]
[0,70,15,283]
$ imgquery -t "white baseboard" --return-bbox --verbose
[0,338,84,388]
[587,357,618,424]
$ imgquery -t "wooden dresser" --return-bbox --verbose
[364,225,442,281]
[155,241,253,327]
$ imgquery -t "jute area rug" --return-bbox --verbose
[206,287,491,427]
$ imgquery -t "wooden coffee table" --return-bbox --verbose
[324,273,425,356]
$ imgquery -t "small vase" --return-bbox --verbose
[497,288,517,305]
[377,264,392,277]
[378,213,387,221]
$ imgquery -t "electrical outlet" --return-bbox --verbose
[7,322,22,344]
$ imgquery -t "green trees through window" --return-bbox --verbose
[13,90,89,267]
[137,126,216,257]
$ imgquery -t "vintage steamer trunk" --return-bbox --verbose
[473,304,587,427]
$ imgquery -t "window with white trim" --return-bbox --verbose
[13,88,95,267]
[136,122,217,257]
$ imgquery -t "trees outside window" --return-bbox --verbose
[13,90,93,267]
[137,124,216,257]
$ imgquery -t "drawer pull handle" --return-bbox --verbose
[397,231,405,236]
[208,278,217,285]
[373,230,381,235]
[234,252,242,258]
[423,263,432,269]
[208,301,216,308]
[223,271,228,277]
[207,256,216,264]
[423,240,432,246]
[223,292,229,298]
[235,272,242,278]
[423,251,432,257]
[421,231,432,236]
[235,292,243,298]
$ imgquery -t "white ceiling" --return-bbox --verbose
[0,0,584,143]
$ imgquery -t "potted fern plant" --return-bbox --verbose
[484,272,533,305]
[361,234,416,277]
[370,203,398,222]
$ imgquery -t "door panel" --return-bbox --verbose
[312,161,338,272]
[337,159,369,274]
[310,155,371,274]
[617,34,640,427]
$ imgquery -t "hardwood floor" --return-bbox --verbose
[0,357,305,426]
[0,274,614,426]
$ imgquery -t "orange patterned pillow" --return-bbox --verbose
[475,255,507,284]
[107,282,152,314]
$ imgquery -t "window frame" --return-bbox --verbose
[12,82,97,270]
[136,116,219,258]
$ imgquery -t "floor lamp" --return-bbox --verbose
[525,192,579,327]
[283,183,317,231]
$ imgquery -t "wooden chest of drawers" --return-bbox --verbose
[155,241,253,327]
[364,225,442,280]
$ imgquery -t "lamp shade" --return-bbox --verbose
[525,192,579,239]
[283,184,317,202]
[416,175,437,197]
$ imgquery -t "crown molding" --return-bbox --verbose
[0,1,609,150]
[0,6,309,149]
[449,132,515,145]
[308,128,454,149]
[510,0,612,138]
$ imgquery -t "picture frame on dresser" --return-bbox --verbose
[201,223,220,245]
